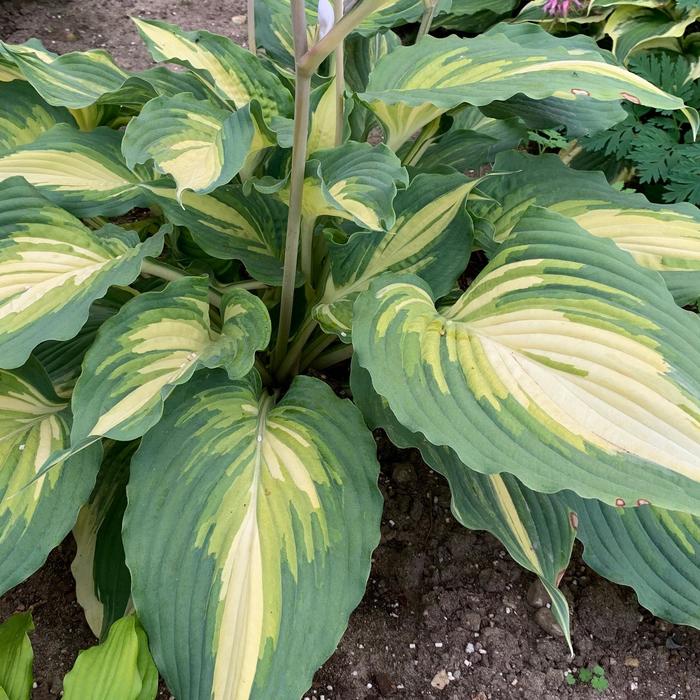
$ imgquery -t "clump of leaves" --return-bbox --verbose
[581,51,700,204]
[566,664,609,693]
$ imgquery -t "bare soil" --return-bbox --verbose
[1,2,700,698]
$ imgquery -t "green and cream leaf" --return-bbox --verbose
[0,180,165,369]
[0,359,102,598]
[72,441,134,640]
[71,276,270,443]
[124,370,382,700]
[359,23,698,149]
[0,81,75,155]
[301,142,408,231]
[473,151,700,304]
[0,41,129,109]
[351,359,574,647]
[141,182,288,284]
[0,178,166,369]
[313,171,476,339]
[122,93,264,198]
[133,18,293,124]
[353,207,700,516]
[0,125,147,217]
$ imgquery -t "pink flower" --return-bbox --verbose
[543,0,583,16]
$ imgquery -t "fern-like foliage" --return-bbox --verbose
[581,52,700,204]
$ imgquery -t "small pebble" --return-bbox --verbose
[430,669,450,690]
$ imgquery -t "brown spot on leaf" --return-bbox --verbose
[571,88,590,96]
[615,498,626,507]
[621,92,641,104]
[636,498,650,506]
[569,511,579,529]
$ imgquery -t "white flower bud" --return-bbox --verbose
[317,0,335,39]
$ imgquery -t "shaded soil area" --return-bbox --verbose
[1,1,700,698]
[0,0,249,71]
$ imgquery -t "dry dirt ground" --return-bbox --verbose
[1,1,700,698]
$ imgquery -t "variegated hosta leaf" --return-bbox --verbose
[353,206,700,516]
[0,178,165,370]
[308,78,345,154]
[0,54,22,83]
[63,616,158,700]
[605,5,700,63]
[0,41,129,108]
[71,276,270,443]
[313,171,476,339]
[0,81,75,154]
[141,182,288,284]
[359,22,699,149]
[0,125,147,217]
[355,0,452,35]
[72,441,134,639]
[436,0,519,31]
[566,494,700,630]
[302,142,408,231]
[133,66,214,101]
[122,93,264,199]
[350,358,574,647]
[0,359,102,597]
[344,32,402,94]
[417,108,527,173]
[355,355,700,637]
[0,612,34,700]
[124,370,382,700]
[34,289,133,398]
[472,150,700,304]
[133,18,293,124]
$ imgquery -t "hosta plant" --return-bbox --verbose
[1,0,700,697]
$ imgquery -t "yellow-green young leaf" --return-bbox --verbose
[133,18,293,123]
[300,142,408,231]
[141,182,288,284]
[0,81,75,155]
[353,207,700,516]
[0,41,129,109]
[313,171,477,339]
[0,359,102,597]
[123,370,382,700]
[63,616,157,700]
[351,358,575,648]
[359,22,698,149]
[71,276,270,443]
[0,613,34,700]
[0,125,146,217]
[307,78,345,154]
[122,93,263,199]
[0,178,165,370]
[565,494,700,630]
[605,5,700,63]
[472,151,700,305]
[72,441,134,640]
